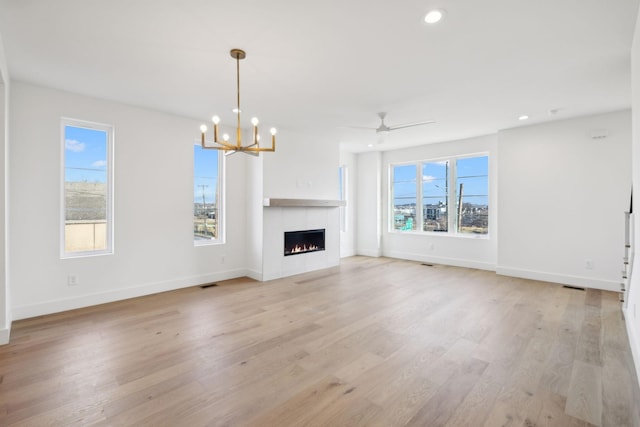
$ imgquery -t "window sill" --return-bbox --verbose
[194,239,225,247]
[387,230,490,240]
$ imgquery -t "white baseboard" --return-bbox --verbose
[496,266,619,292]
[356,248,382,258]
[245,269,263,282]
[12,268,249,320]
[623,306,640,390]
[262,260,340,282]
[0,325,10,345]
[383,250,496,272]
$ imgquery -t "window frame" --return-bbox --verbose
[389,153,489,238]
[60,117,114,258]
[455,155,489,236]
[390,162,419,232]
[422,159,450,233]
[193,142,225,246]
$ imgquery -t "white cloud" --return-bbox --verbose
[92,160,107,168]
[65,139,85,152]
[423,175,436,183]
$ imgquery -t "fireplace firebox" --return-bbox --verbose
[284,229,325,256]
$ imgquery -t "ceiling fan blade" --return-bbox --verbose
[339,125,377,130]
[389,120,435,131]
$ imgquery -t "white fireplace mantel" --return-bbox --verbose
[263,198,346,207]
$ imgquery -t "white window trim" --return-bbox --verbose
[389,152,489,238]
[193,143,225,246]
[60,117,114,258]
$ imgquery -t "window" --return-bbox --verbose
[390,154,489,235]
[456,156,488,234]
[338,165,347,232]
[392,164,417,231]
[61,119,113,257]
[422,161,449,232]
[194,144,223,244]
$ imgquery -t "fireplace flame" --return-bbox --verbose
[290,243,319,254]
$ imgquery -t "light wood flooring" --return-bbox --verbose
[1,256,639,426]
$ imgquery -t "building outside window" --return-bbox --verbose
[61,118,113,257]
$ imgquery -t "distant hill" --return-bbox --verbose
[65,181,106,221]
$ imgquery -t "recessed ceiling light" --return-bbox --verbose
[518,115,529,121]
[424,9,446,24]
[367,143,374,148]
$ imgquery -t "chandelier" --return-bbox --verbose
[199,49,277,155]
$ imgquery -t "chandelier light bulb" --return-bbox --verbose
[212,115,220,124]
[200,124,207,133]
[270,128,277,136]
[223,133,230,142]
[251,117,259,126]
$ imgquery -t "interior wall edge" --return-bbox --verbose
[624,307,640,396]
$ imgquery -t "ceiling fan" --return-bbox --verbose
[349,112,435,143]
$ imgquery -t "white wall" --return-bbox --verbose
[626,4,640,390]
[263,130,339,200]
[339,150,357,258]
[497,111,631,291]
[245,154,264,281]
[0,31,9,344]
[355,151,382,257]
[9,83,249,319]
[381,134,498,270]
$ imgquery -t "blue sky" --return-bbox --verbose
[64,125,108,183]
[456,156,488,205]
[194,145,218,204]
[393,156,488,206]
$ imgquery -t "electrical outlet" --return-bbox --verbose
[221,255,225,264]
[67,275,78,286]
[585,259,594,270]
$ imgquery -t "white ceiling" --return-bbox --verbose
[0,0,638,152]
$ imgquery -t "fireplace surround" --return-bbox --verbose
[261,200,342,281]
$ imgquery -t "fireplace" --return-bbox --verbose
[284,229,325,256]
